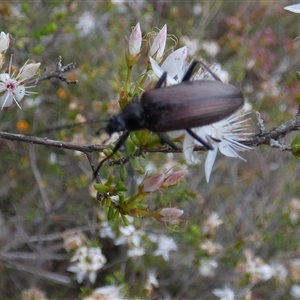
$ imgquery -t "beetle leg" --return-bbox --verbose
[210,136,221,143]
[156,132,178,150]
[155,71,168,89]
[186,128,214,150]
[181,61,199,82]
[93,130,131,179]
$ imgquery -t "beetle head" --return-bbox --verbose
[105,115,126,136]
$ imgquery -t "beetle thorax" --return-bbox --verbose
[105,98,147,136]
[120,98,147,131]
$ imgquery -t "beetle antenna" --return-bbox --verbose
[199,61,222,82]
[95,127,106,135]
[37,120,109,135]
[93,130,131,180]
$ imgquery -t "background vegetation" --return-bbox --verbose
[1,0,300,299]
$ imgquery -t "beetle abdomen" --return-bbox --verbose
[141,80,244,132]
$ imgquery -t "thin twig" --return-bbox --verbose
[28,56,78,85]
[0,111,300,165]
[0,131,107,153]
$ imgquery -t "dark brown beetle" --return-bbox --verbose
[94,61,244,178]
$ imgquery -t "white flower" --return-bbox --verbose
[153,235,178,261]
[67,246,107,284]
[145,270,159,295]
[193,108,252,182]
[198,258,218,277]
[256,264,274,281]
[212,286,235,300]
[201,40,220,57]
[70,245,88,262]
[114,224,144,247]
[200,240,223,255]
[84,285,124,300]
[0,73,25,109]
[285,3,300,13]
[272,263,288,283]
[127,246,146,258]
[180,36,200,56]
[146,270,159,289]
[76,12,95,36]
[149,46,188,85]
[0,32,9,53]
[291,284,300,299]
[63,231,87,252]
[202,212,223,233]
[99,221,116,239]
[0,59,40,110]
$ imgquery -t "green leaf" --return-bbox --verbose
[291,135,300,161]
[120,165,127,181]
[296,71,300,83]
[94,184,110,193]
[106,175,115,187]
[126,138,136,155]
[116,181,128,192]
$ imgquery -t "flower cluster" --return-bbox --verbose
[125,23,253,182]
[237,249,286,283]
[82,285,125,300]
[67,246,107,284]
[101,216,178,261]
[0,31,40,110]
[63,231,107,284]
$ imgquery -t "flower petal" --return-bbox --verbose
[13,85,25,101]
[0,92,13,108]
[205,147,218,182]
[149,56,177,85]
[161,46,188,80]
[183,132,200,164]
[284,3,300,13]
[219,140,239,158]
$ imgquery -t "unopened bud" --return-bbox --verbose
[154,207,184,222]
[0,32,9,53]
[18,62,41,81]
[149,24,167,62]
[126,22,142,67]
[139,173,166,193]
[160,170,188,189]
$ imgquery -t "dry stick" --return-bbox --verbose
[0,131,106,153]
[28,56,78,85]
[0,110,300,164]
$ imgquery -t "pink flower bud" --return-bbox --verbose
[18,62,41,81]
[149,24,167,61]
[139,173,166,193]
[155,207,184,222]
[160,170,188,189]
[128,22,142,57]
[0,32,9,53]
